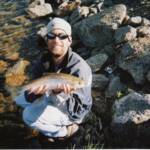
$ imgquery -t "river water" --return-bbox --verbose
[0,0,47,148]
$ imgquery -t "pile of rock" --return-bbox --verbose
[0,0,149,148]
[26,0,150,148]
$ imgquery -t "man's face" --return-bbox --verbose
[47,29,72,58]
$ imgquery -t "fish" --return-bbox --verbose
[23,73,85,95]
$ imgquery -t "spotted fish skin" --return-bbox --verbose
[23,73,85,93]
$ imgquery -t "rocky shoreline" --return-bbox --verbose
[0,0,150,148]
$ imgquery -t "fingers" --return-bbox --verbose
[28,85,48,95]
[53,83,74,94]
[62,84,74,94]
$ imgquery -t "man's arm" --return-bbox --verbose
[66,73,92,122]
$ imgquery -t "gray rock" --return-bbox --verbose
[73,4,127,48]
[69,6,90,25]
[37,26,47,39]
[128,16,142,26]
[92,74,109,90]
[116,37,150,84]
[28,0,45,7]
[137,26,150,37]
[89,7,97,15]
[142,18,150,26]
[27,2,53,18]
[110,92,150,148]
[91,44,115,57]
[112,92,150,124]
[79,6,90,17]
[86,53,108,72]
[105,76,127,98]
[75,47,91,59]
[114,25,137,44]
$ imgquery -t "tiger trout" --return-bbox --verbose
[23,73,85,94]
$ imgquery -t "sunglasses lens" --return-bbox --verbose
[59,35,68,40]
[47,33,68,40]
[47,33,55,40]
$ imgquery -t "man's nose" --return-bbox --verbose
[54,36,61,42]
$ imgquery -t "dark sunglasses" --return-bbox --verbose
[47,33,69,40]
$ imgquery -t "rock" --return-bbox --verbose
[79,6,90,17]
[73,4,127,48]
[137,26,150,37]
[5,52,19,61]
[27,3,53,18]
[128,16,142,26]
[96,1,104,12]
[75,47,91,59]
[57,0,81,16]
[0,11,13,19]
[86,53,108,72]
[92,74,109,90]
[0,60,8,73]
[28,0,45,7]
[116,37,150,84]
[146,71,150,82]
[103,0,114,7]
[37,26,47,39]
[114,25,137,44]
[11,15,32,27]
[105,76,127,98]
[5,59,30,87]
[69,6,90,25]
[91,44,115,57]
[112,92,150,124]
[110,92,150,148]
[2,25,23,34]
[0,93,5,102]
[89,7,97,15]
[142,18,150,26]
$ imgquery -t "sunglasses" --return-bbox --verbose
[47,33,69,40]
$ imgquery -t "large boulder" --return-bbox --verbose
[112,92,150,124]
[92,74,109,90]
[27,1,53,18]
[114,25,137,44]
[110,92,150,148]
[116,36,150,84]
[86,53,108,72]
[73,4,127,48]
[105,76,127,98]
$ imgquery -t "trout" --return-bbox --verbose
[23,73,85,94]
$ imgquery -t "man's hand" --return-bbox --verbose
[27,85,48,95]
[52,83,75,94]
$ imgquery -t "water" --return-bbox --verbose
[0,1,47,148]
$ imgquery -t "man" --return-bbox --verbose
[15,17,92,139]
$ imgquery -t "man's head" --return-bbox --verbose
[46,18,72,58]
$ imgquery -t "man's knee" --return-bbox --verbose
[22,107,32,126]
[15,91,31,108]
